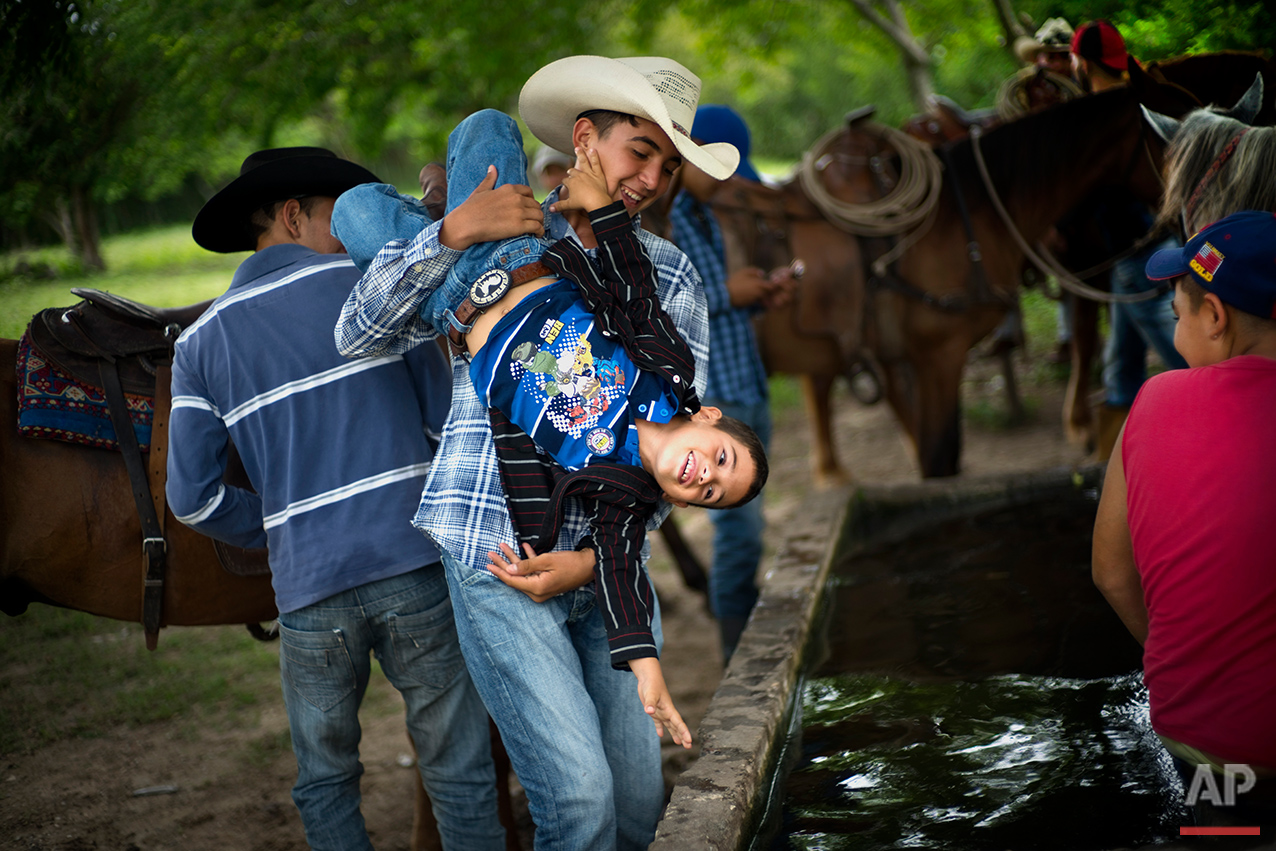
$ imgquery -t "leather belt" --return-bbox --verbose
[446,261,553,357]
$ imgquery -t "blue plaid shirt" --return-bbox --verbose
[669,191,769,406]
[335,190,709,570]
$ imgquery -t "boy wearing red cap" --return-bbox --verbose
[1093,210,1276,827]
[1070,19,1129,91]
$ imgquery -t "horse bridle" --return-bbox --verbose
[967,115,1173,305]
[1181,126,1251,233]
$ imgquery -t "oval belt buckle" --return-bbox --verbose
[469,269,510,308]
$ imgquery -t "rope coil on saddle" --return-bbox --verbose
[995,68,1084,121]
[797,123,944,274]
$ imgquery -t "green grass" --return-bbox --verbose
[0,606,282,755]
[1,224,242,339]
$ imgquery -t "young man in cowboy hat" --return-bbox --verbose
[332,101,769,722]
[167,147,507,851]
[1093,210,1276,827]
[336,55,732,849]
[1014,17,1075,79]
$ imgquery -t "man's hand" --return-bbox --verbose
[761,260,803,310]
[725,267,774,309]
[629,657,693,749]
[439,165,544,251]
[550,147,613,215]
[487,542,595,602]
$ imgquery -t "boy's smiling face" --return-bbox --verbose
[647,407,757,509]
[575,116,682,216]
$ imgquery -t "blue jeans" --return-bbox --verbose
[1102,237,1188,407]
[331,109,549,337]
[705,398,771,661]
[277,564,504,851]
[440,548,665,851]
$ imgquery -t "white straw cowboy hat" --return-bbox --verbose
[1014,17,1075,63]
[519,55,740,181]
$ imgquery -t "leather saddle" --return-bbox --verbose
[29,287,211,396]
[24,288,271,636]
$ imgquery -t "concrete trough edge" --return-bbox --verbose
[651,483,854,851]
[650,465,1106,850]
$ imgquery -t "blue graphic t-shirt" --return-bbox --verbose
[469,280,679,471]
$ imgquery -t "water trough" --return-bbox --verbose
[651,466,1261,850]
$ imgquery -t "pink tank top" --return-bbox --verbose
[1122,356,1276,769]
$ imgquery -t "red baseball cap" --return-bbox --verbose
[1071,20,1128,76]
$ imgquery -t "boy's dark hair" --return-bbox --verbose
[248,195,322,246]
[1176,274,1276,334]
[1176,275,1208,311]
[706,414,768,510]
[577,109,641,138]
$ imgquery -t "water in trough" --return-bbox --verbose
[761,489,1192,850]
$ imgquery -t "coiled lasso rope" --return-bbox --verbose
[995,67,1084,121]
[797,122,944,274]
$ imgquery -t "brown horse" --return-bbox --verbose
[1,312,519,851]
[713,85,1168,480]
[0,335,278,628]
[1056,57,1274,452]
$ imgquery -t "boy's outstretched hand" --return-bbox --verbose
[628,657,693,749]
[487,542,596,602]
[550,147,613,214]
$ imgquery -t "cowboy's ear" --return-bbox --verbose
[663,492,689,509]
[572,117,597,151]
[277,198,305,237]
[1221,73,1264,125]
[1141,105,1181,143]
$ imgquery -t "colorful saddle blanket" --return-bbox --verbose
[16,329,154,451]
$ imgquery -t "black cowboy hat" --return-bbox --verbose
[192,147,380,253]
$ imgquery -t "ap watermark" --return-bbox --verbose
[1185,763,1258,807]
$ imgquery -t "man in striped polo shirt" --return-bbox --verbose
[166,147,505,851]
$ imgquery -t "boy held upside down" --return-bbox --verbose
[332,108,766,748]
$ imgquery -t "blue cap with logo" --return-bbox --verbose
[1145,210,1276,320]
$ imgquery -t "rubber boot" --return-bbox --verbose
[1093,404,1130,463]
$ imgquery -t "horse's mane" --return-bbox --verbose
[1160,109,1276,232]
[939,88,1142,211]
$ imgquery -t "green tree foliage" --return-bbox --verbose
[0,0,158,269]
[1012,0,1275,61]
[615,0,1019,161]
[1,0,606,264]
[3,0,1271,266]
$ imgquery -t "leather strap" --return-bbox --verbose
[447,261,554,357]
[148,365,172,535]
[99,358,167,650]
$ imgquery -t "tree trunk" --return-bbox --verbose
[70,184,106,272]
[846,0,936,112]
[43,196,78,258]
[990,0,1029,61]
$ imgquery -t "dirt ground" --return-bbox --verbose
[0,355,1090,851]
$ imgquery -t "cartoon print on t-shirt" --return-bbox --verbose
[509,327,626,438]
